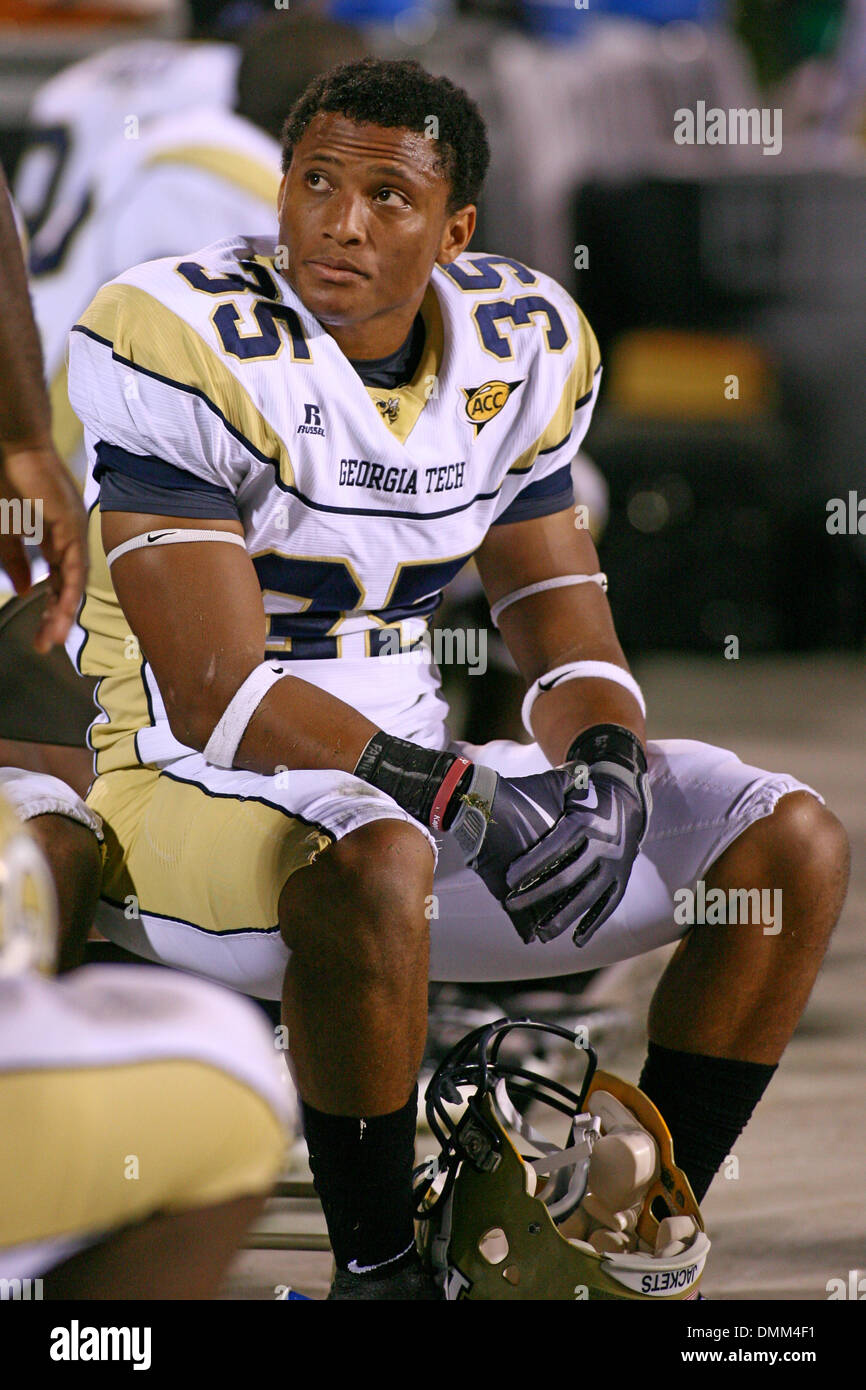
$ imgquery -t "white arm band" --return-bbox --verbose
[106,528,247,567]
[203,660,293,769]
[489,573,608,628]
[522,660,646,738]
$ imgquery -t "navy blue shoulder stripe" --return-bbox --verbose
[95,442,240,520]
[94,441,235,497]
[73,325,582,522]
[492,464,573,527]
[72,324,284,476]
[535,364,601,460]
[575,363,602,412]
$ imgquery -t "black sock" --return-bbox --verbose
[638,1042,777,1203]
[301,1088,418,1275]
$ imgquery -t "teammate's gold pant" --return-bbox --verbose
[0,1060,285,1253]
[0,965,291,1279]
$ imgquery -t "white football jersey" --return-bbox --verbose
[23,101,279,476]
[14,40,280,475]
[67,236,600,775]
[16,39,239,275]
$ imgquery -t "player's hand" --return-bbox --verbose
[448,725,651,946]
[0,443,88,652]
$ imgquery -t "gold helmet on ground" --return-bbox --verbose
[414,1018,710,1300]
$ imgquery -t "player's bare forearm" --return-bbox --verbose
[101,510,379,775]
[0,167,53,452]
[475,508,645,766]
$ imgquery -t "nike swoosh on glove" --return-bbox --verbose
[448,726,651,947]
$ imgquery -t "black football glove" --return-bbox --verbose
[448,724,651,947]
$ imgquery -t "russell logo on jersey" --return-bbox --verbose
[298,383,523,444]
[297,403,325,437]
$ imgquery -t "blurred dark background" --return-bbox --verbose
[1,0,865,663]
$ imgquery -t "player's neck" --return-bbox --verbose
[322,305,422,362]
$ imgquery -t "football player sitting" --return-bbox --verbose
[64,59,848,1299]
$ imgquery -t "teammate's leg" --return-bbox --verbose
[0,739,93,799]
[43,1195,264,1299]
[278,818,437,1297]
[28,812,102,972]
[638,791,850,1201]
[1,971,291,1301]
[0,767,103,971]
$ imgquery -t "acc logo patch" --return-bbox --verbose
[462,379,523,435]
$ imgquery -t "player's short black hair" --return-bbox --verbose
[280,58,490,214]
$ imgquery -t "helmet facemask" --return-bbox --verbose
[415,1018,710,1300]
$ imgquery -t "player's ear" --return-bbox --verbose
[436,205,475,267]
[277,170,289,216]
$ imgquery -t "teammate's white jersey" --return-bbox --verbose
[0,964,292,1280]
[15,39,238,274]
[23,103,280,475]
[66,236,601,775]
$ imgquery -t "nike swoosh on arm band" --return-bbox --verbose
[105,528,248,567]
[202,660,294,768]
[521,661,646,738]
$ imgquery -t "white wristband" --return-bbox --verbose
[489,573,608,628]
[521,660,646,739]
[203,660,293,769]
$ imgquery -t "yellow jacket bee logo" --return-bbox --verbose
[462,379,523,434]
